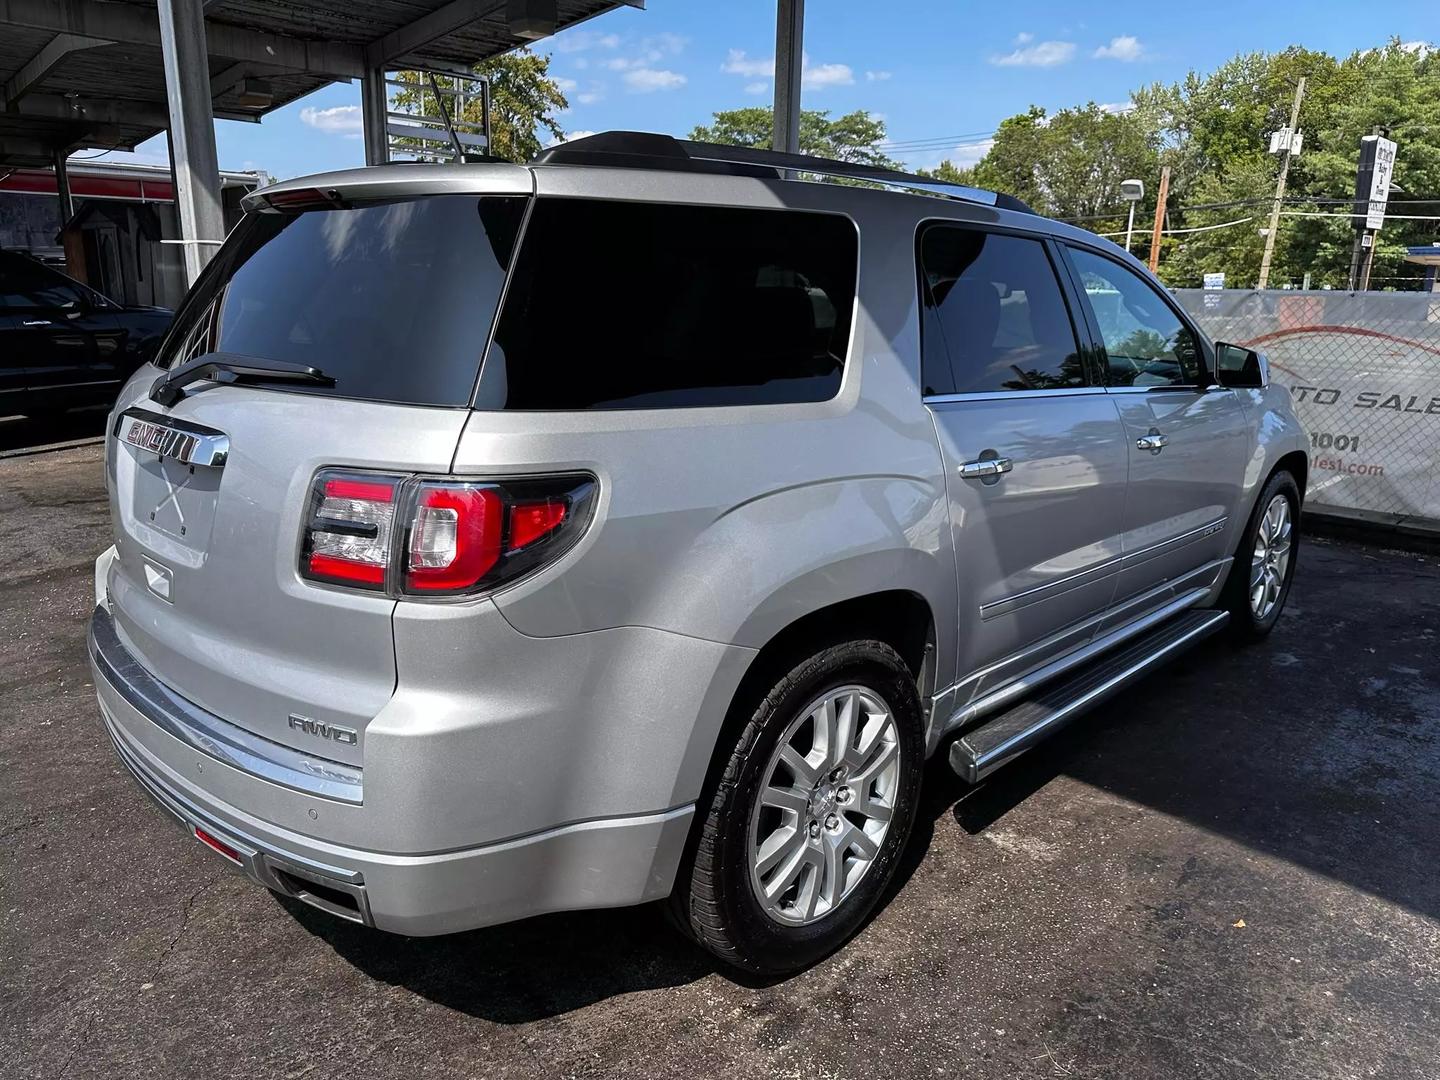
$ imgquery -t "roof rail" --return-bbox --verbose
[530,131,1033,214]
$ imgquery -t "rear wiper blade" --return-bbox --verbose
[150,352,335,407]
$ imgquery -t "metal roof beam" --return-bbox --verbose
[1,32,111,109]
[6,93,168,128]
[0,0,364,78]
[365,0,505,67]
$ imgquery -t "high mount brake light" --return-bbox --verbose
[300,470,595,598]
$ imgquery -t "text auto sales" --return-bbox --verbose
[1287,385,1440,414]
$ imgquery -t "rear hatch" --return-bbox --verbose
[104,177,529,766]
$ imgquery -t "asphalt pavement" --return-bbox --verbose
[3,442,1438,1080]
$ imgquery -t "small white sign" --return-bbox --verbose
[1203,272,1226,290]
[1269,129,1303,155]
[1366,136,1397,231]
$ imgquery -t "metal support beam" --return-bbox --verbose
[366,0,503,67]
[361,65,388,166]
[158,0,226,283]
[53,147,74,223]
[0,0,363,78]
[9,93,169,128]
[772,0,803,156]
[1,32,110,108]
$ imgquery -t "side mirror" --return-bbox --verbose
[1215,342,1269,389]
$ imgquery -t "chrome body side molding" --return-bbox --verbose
[938,557,1230,739]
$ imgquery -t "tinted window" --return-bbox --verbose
[161,196,525,406]
[1066,247,1201,387]
[0,254,91,310]
[484,198,856,410]
[919,227,1084,395]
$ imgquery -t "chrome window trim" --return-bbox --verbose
[923,386,1108,405]
[89,606,363,803]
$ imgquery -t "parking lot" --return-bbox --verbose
[3,438,1438,1080]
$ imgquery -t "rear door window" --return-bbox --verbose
[918,226,1086,396]
[161,195,526,406]
[484,198,857,410]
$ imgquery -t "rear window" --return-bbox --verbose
[482,198,858,410]
[162,195,525,407]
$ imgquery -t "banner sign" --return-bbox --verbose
[1178,289,1440,525]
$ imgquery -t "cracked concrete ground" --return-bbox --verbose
[3,441,1439,1080]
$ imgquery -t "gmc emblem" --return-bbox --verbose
[288,714,359,746]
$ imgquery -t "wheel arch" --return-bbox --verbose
[674,589,937,864]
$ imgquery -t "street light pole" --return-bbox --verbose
[1120,178,1144,253]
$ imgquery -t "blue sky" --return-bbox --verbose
[106,0,1437,182]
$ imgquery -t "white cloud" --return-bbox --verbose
[990,37,1076,67]
[722,49,853,90]
[865,70,892,82]
[602,56,639,70]
[552,30,619,53]
[804,61,854,88]
[1399,40,1433,55]
[1099,101,1134,114]
[577,90,603,105]
[1093,35,1144,61]
[722,49,773,78]
[300,104,363,138]
[623,68,686,93]
[554,76,578,92]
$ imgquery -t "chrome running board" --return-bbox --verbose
[948,608,1229,784]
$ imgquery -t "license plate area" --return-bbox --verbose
[115,408,229,552]
[129,452,221,548]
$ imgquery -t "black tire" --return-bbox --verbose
[1221,469,1301,643]
[671,639,924,975]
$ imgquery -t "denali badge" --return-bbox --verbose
[115,408,230,469]
[288,714,358,746]
[124,417,198,462]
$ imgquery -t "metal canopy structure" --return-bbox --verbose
[0,0,828,288]
[0,0,643,281]
[0,0,641,168]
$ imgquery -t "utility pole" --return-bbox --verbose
[1257,76,1306,291]
[1147,166,1170,274]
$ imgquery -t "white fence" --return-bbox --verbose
[1176,289,1440,527]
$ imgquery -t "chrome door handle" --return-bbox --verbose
[1136,431,1169,453]
[22,319,53,327]
[958,456,1013,479]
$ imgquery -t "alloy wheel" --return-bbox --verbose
[747,685,901,926]
[1250,493,1293,621]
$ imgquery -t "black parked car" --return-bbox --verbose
[0,250,172,419]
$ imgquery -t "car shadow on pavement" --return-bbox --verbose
[275,890,739,1023]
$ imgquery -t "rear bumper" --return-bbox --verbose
[89,599,698,936]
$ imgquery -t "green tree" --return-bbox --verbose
[917,159,981,187]
[927,104,1158,231]
[690,107,904,170]
[392,49,568,163]
[964,41,1440,288]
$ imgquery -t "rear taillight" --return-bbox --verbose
[300,469,595,598]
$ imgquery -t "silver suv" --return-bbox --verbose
[89,132,1306,974]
